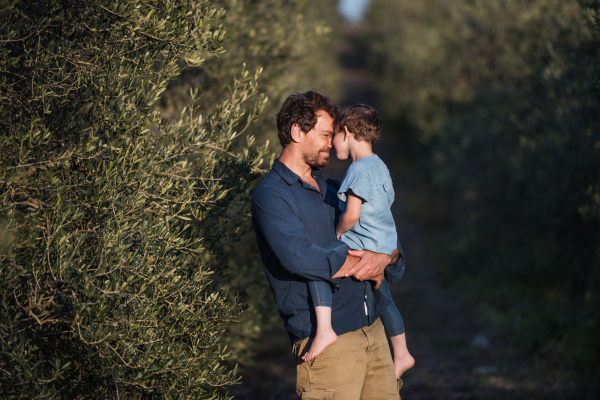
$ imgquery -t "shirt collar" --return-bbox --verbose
[272,158,324,185]
[312,168,324,178]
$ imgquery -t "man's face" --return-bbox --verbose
[301,110,334,168]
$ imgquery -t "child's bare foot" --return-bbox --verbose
[302,329,337,362]
[390,333,415,377]
[394,353,415,378]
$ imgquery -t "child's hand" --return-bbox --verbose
[336,233,342,241]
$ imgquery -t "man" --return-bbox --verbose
[251,91,405,399]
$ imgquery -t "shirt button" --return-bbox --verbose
[364,295,367,299]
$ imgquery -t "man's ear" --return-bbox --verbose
[290,123,304,143]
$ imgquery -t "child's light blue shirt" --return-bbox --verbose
[338,155,397,255]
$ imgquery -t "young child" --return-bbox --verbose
[302,104,415,379]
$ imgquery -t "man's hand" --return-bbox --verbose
[342,248,400,289]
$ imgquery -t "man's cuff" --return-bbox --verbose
[325,240,349,280]
[385,240,405,284]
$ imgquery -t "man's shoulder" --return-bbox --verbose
[325,177,341,192]
[252,169,291,205]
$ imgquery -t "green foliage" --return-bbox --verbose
[362,0,600,385]
[0,0,271,398]
[159,0,343,149]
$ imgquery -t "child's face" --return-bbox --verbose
[332,129,350,160]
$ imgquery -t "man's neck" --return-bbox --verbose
[279,147,314,182]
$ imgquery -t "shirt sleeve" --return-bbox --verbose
[325,178,342,224]
[338,163,371,202]
[251,188,346,284]
[385,240,405,284]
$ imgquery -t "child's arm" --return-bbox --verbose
[336,189,363,240]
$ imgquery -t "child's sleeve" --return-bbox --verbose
[338,164,371,202]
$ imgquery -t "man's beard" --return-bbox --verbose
[303,148,330,168]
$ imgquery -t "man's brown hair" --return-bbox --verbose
[276,91,339,147]
[335,104,383,145]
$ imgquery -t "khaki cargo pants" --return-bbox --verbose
[292,318,402,400]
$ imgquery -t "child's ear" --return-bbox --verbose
[343,126,352,140]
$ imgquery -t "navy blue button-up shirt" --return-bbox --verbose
[251,159,405,345]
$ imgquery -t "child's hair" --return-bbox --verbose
[335,104,382,145]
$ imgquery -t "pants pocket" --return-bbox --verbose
[306,352,321,370]
[298,390,335,399]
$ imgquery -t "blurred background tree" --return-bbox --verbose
[361,0,600,387]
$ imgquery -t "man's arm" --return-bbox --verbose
[342,247,401,289]
[332,253,360,279]
[383,241,405,284]
[252,188,346,283]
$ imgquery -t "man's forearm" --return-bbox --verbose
[389,248,400,266]
[331,248,399,280]
[332,254,360,278]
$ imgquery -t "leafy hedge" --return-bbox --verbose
[0,0,271,398]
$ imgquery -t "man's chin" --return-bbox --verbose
[304,154,329,168]
[315,156,329,168]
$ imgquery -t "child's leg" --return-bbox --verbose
[303,281,337,362]
[379,279,415,378]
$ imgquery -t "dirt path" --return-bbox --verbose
[334,27,572,400]
[227,26,571,400]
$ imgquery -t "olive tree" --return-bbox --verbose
[0,0,270,398]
